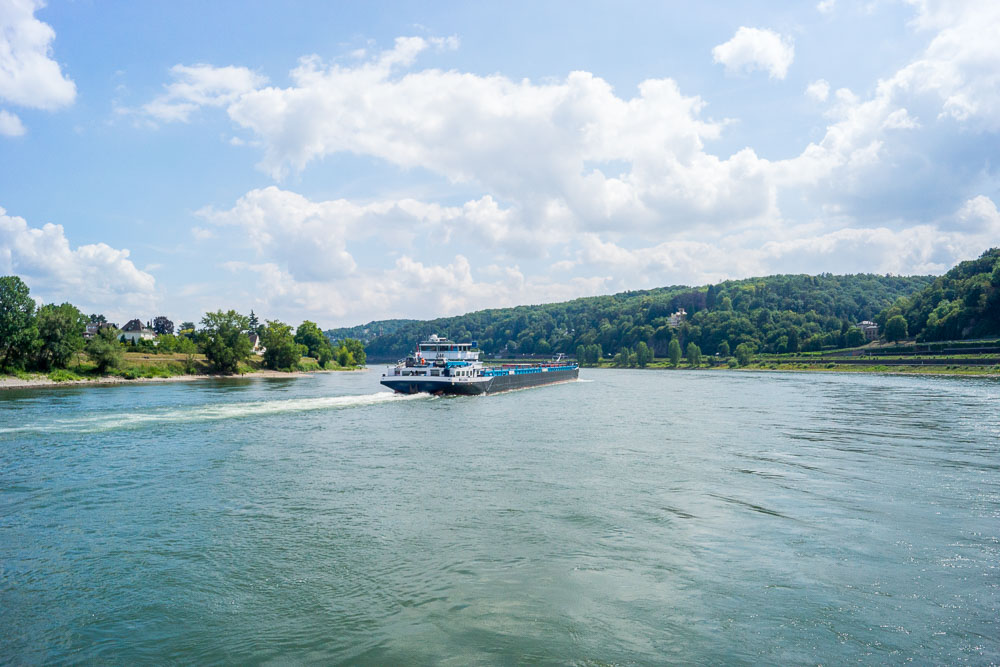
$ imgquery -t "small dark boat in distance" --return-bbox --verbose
[380,335,579,395]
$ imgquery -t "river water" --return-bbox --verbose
[1,369,997,664]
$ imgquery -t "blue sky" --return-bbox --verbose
[2,0,998,328]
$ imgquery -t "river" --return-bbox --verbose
[1,369,997,664]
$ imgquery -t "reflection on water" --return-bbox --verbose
[1,369,998,663]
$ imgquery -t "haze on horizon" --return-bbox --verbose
[2,0,999,328]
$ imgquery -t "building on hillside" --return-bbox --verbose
[248,333,266,356]
[121,318,156,344]
[84,322,118,339]
[668,308,687,328]
[858,320,879,341]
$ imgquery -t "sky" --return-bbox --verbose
[1,0,999,328]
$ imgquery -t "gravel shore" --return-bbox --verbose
[0,368,362,391]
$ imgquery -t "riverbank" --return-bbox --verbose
[579,360,1000,377]
[725,362,1000,377]
[0,367,368,391]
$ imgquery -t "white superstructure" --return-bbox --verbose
[380,334,579,395]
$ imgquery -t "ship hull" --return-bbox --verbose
[381,367,578,396]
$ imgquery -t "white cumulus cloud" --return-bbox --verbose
[890,0,1000,129]
[0,206,156,312]
[0,0,75,137]
[221,255,610,323]
[712,27,795,79]
[218,40,776,232]
[0,109,26,136]
[0,0,76,110]
[143,64,268,122]
[571,195,1000,287]
[805,79,830,102]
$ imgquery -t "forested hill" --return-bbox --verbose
[329,272,935,361]
[879,247,1000,341]
[323,318,417,344]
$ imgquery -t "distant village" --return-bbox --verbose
[85,315,266,355]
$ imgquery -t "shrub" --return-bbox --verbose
[48,368,82,382]
[296,358,321,372]
[86,327,124,373]
[119,367,142,379]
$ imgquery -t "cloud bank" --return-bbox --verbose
[0,207,156,314]
[99,2,1000,322]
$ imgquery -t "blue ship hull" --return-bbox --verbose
[381,366,579,395]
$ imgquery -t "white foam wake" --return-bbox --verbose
[2,391,428,435]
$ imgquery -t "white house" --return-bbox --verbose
[248,333,266,356]
[121,318,156,344]
[669,308,687,328]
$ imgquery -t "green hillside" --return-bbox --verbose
[878,248,1000,341]
[324,319,417,344]
[332,272,937,361]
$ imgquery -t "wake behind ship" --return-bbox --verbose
[380,335,579,395]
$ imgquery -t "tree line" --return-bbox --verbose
[0,277,364,376]
[330,271,938,362]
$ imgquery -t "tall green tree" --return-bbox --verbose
[199,310,252,374]
[175,336,197,354]
[152,316,174,335]
[705,283,717,309]
[717,340,730,357]
[885,315,907,342]
[668,339,682,367]
[294,320,334,365]
[35,303,88,370]
[686,342,702,368]
[734,342,753,366]
[262,320,303,370]
[86,327,124,374]
[785,328,800,353]
[636,341,652,367]
[0,276,38,371]
[337,338,368,367]
[844,327,866,348]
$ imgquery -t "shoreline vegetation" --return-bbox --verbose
[0,352,368,391]
[495,351,1000,378]
[0,276,368,389]
[0,367,367,391]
